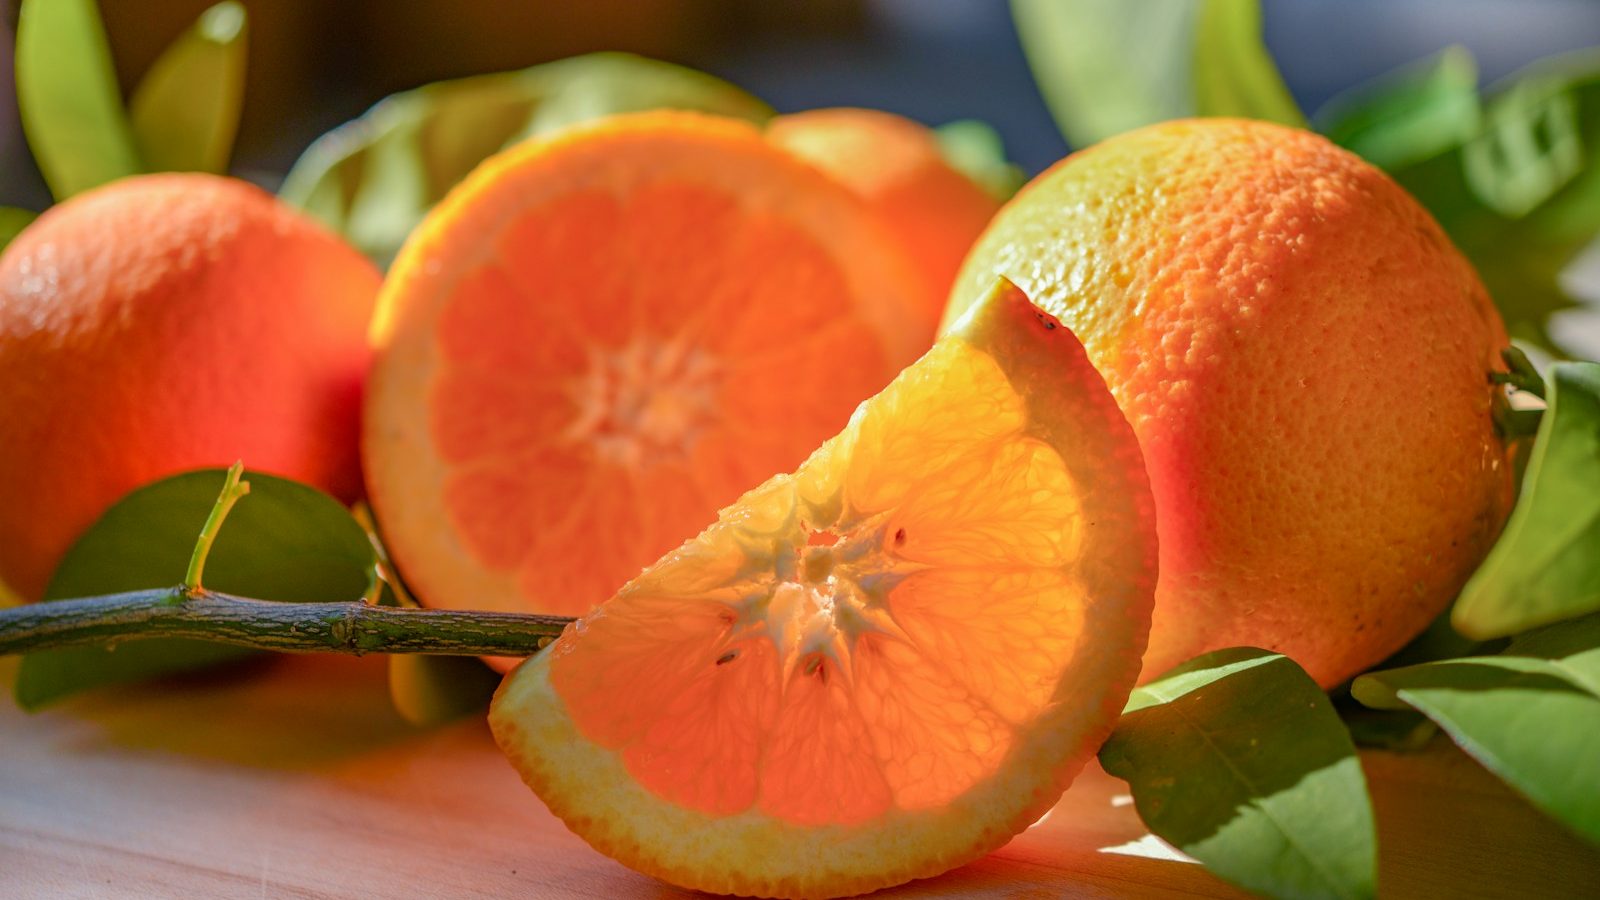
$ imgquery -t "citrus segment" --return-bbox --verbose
[491,280,1157,899]
[363,112,931,628]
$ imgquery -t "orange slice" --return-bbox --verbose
[490,280,1157,899]
[363,112,932,643]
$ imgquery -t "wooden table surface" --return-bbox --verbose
[2,653,1597,899]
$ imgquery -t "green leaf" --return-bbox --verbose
[387,655,501,727]
[14,0,143,199]
[1502,610,1600,697]
[278,52,771,266]
[1011,0,1199,148]
[0,207,37,253]
[1454,362,1600,638]
[1316,46,1482,171]
[15,468,375,710]
[1353,616,1600,845]
[1376,52,1600,352]
[1010,0,1302,149]
[129,1,247,174]
[1190,0,1306,130]
[933,119,1024,201]
[1100,648,1377,900]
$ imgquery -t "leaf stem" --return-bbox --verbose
[183,461,250,590]
[1492,346,1547,400]
[0,587,571,657]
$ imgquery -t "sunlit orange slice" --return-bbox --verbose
[363,112,932,648]
[491,280,1157,899]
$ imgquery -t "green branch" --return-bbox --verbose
[0,586,571,657]
[184,460,249,590]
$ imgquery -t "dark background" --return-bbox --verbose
[4,0,1600,212]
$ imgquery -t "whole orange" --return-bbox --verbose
[948,118,1513,688]
[768,108,999,323]
[0,173,380,600]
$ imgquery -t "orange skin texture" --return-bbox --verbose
[0,173,380,600]
[769,108,1000,326]
[950,119,1513,688]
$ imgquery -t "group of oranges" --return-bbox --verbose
[0,106,1511,898]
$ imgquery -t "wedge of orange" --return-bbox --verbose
[364,112,933,643]
[491,280,1157,899]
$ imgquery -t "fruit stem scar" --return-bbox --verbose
[182,460,251,593]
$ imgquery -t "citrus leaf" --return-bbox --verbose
[933,119,1024,201]
[355,508,502,727]
[1010,0,1302,149]
[0,207,37,253]
[1378,52,1600,352]
[15,468,375,710]
[278,52,771,266]
[388,654,501,727]
[1454,362,1600,638]
[1100,648,1377,900]
[1352,616,1600,845]
[14,0,142,199]
[1316,46,1482,171]
[1190,0,1306,130]
[129,1,247,174]
[1502,609,1600,697]
[1011,0,1200,148]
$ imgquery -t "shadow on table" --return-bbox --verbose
[3,653,425,770]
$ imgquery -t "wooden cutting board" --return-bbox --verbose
[2,653,1597,899]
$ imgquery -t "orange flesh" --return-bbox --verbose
[548,337,1113,824]
[366,112,928,627]
[489,281,1157,898]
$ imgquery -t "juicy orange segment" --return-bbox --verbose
[363,112,930,636]
[491,280,1157,899]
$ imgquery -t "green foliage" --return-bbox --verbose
[0,207,37,253]
[1190,0,1305,131]
[1327,51,1600,351]
[1010,0,1301,149]
[278,52,773,266]
[387,655,502,727]
[15,0,143,199]
[1100,648,1377,900]
[15,469,375,710]
[1353,614,1600,845]
[1316,47,1482,171]
[933,119,1025,200]
[130,1,248,174]
[1454,363,1600,638]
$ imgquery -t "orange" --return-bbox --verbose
[490,280,1156,899]
[949,118,1513,688]
[363,111,935,649]
[0,173,380,600]
[769,108,999,322]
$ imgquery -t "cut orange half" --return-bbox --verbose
[491,280,1157,899]
[363,112,932,646]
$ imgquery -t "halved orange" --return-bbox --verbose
[490,280,1157,899]
[363,111,933,643]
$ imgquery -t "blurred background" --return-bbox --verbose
[5,0,1600,210]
